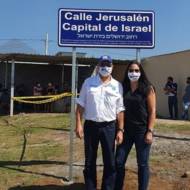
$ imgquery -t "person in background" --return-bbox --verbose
[164,76,178,119]
[63,83,71,92]
[46,82,55,95]
[182,77,190,120]
[75,55,125,190]
[33,82,43,112]
[33,82,43,96]
[63,83,71,113]
[0,88,10,115]
[15,83,26,112]
[0,83,3,98]
[0,83,3,114]
[54,84,59,94]
[45,82,55,112]
[114,61,156,190]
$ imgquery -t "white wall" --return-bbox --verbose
[143,50,190,118]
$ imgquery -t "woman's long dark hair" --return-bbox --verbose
[122,61,152,96]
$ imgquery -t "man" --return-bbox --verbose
[182,77,190,120]
[75,55,125,190]
[164,76,178,119]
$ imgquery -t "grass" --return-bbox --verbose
[0,113,71,189]
[155,121,190,133]
[0,115,189,189]
[0,113,70,159]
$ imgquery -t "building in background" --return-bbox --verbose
[142,50,190,118]
[1,47,190,117]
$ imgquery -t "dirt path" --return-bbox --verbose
[72,119,190,190]
[50,119,190,190]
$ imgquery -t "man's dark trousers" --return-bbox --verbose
[168,96,178,119]
[83,120,116,190]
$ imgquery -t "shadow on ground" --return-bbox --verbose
[0,160,67,167]
[8,183,85,190]
[0,165,68,181]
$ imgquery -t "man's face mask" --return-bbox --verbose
[99,66,113,77]
[128,68,141,81]
[98,61,112,77]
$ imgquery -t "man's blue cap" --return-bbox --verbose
[99,55,112,64]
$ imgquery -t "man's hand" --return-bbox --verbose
[75,104,84,139]
[116,130,123,145]
[75,124,84,139]
[116,111,124,145]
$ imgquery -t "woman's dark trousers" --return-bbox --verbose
[115,129,151,190]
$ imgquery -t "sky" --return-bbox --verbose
[0,0,190,60]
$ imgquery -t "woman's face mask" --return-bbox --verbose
[128,68,141,81]
[99,66,113,77]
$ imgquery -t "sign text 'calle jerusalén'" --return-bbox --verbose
[58,9,155,48]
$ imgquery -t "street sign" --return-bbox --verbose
[58,9,155,48]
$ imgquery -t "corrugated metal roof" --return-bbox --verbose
[0,53,130,65]
[144,49,190,60]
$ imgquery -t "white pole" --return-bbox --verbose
[69,47,76,182]
[4,61,8,88]
[10,59,15,116]
[45,33,48,55]
[75,60,78,96]
[136,48,141,64]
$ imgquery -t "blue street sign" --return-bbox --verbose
[58,9,155,48]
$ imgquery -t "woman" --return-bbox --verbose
[114,61,156,190]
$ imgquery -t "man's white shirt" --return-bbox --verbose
[77,75,125,122]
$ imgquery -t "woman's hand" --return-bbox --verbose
[145,131,153,144]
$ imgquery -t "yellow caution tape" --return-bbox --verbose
[12,92,75,104]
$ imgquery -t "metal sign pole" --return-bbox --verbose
[136,48,141,64]
[69,47,76,182]
[10,59,15,116]
[75,60,78,96]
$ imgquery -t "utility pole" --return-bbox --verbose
[45,33,48,55]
